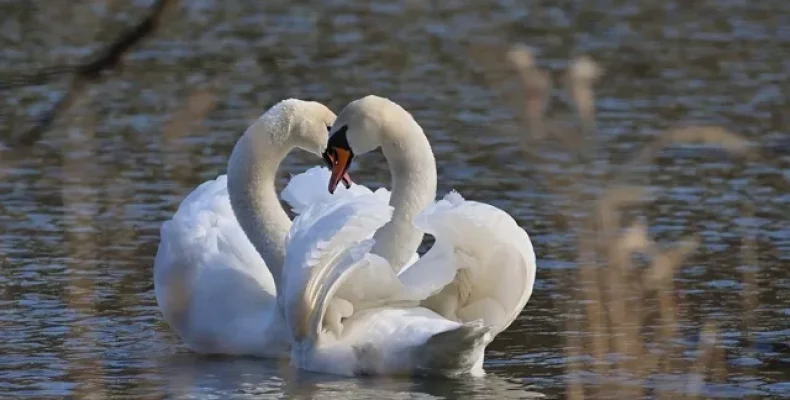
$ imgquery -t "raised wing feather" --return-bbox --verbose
[280,166,391,215]
[400,191,537,335]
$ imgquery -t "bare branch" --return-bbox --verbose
[76,0,177,81]
[4,0,179,147]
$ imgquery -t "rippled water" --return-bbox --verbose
[1,0,789,398]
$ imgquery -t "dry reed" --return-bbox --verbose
[60,94,106,399]
[506,45,757,399]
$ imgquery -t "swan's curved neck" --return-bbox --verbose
[372,120,437,272]
[227,121,291,284]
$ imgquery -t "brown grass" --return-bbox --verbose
[60,96,106,399]
[506,45,757,399]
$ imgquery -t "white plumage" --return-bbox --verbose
[153,99,340,357]
[153,96,537,377]
[279,96,537,376]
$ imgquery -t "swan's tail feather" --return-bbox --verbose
[413,321,492,377]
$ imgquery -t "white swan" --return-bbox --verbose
[278,95,537,376]
[153,99,354,357]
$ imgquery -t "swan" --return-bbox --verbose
[278,95,536,377]
[153,99,355,358]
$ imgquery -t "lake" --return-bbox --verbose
[1,0,788,398]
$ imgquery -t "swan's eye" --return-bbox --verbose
[326,125,332,132]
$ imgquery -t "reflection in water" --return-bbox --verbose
[155,354,545,399]
[1,0,789,398]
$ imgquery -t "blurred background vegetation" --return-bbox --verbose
[1,0,788,399]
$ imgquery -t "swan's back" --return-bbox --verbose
[154,175,286,356]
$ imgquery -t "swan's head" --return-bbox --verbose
[278,99,337,156]
[258,99,352,188]
[323,95,415,193]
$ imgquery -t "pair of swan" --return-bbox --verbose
[154,96,537,377]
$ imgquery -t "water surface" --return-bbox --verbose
[1,0,789,398]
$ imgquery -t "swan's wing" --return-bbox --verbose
[280,191,397,342]
[281,166,389,215]
[158,175,273,287]
[281,167,417,304]
[399,191,537,336]
[154,175,283,355]
[279,191,499,376]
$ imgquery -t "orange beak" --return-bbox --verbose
[327,148,353,194]
[324,149,353,193]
